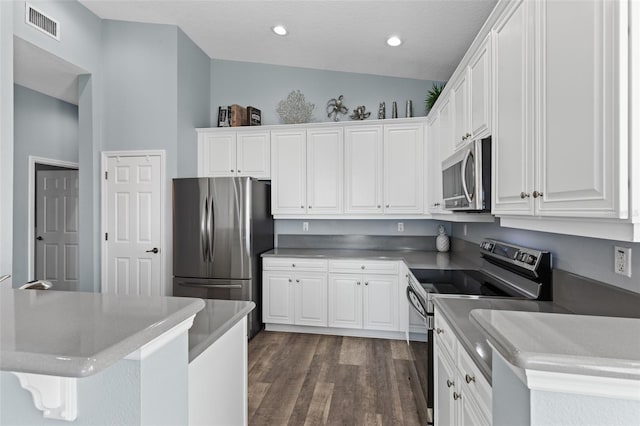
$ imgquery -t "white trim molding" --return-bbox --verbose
[525,369,640,401]
[265,323,407,340]
[125,316,195,361]
[11,372,78,421]
[27,156,79,282]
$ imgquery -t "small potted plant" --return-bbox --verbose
[425,82,445,115]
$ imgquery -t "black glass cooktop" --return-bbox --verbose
[410,269,524,298]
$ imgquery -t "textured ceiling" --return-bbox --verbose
[80,0,498,81]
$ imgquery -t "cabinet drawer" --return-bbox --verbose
[458,343,491,417]
[263,257,328,272]
[434,308,457,359]
[328,260,398,275]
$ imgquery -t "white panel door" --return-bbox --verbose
[426,115,447,213]
[328,274,362,329]
[470,35,491,139]
[344,125,384,214]
[236,131,270,179]
[452,72,470,149]
[306,128,343,214]
[200,132,237,177]
[294,272,328,326]
[438,97,453,163]
[383,124,424,214]
[434,342,457,426]
[35,170,79,290]
[262,271,294,324]
[271,130,306,215]
[492,0,535,215]
[104,154,162,296]
[363,274,398,331]
[535,0,623,218]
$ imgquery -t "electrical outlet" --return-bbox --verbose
[397,222,404,232]
[614,246,632,277]
[302,222,309,232]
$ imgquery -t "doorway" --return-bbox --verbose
[28,156,79,290]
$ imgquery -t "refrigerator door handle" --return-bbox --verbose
[209,197,216,263]
[176,282,243,289]
[201,196,209,262]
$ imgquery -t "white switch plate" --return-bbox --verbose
[302,222,309,232]
[614,246,631,277]
[397,222,404,232]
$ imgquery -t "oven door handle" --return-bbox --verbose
[461,148,473,203]
[406,286,428,321]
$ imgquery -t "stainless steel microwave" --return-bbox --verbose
[441,137,491,211]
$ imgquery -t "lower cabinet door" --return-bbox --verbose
[263,271,294,324]
[294,273,328,326]
[460,389,490,426]
[434,341,457,426]
[328,274,363,328]
[363,275,398,331]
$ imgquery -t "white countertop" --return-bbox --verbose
[470,309,640,381]
[0,287,204,377]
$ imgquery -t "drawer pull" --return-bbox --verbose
[465,374,476,384]
[436,328,443,335]
[453,392,461,401]
[364,282,369,286]
[288,279,292,283]
[295,279,300,283]
[446,379,454,388]
[361,265,365,269]
[292,264,296,267]
[357,281,361,286]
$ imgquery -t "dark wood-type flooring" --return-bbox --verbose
[248,331,421,426]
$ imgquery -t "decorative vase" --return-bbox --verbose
[436,225,450,252]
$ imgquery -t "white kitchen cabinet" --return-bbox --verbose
[493,0,626,220]
[434,307,492,426]
[469,34,491,139]
[362,274,398,331]
[197,129,270,178]
[451,73,470,149]
[492,0,535,215]
[383,123,424,214]
[426,114,447,214]
[437,97,453,163]
[344,125,384,214]
[306,127,343,214]
[294,272,328,326]
[262,271,294,324]
[271,129,307,215]
[328,274,363,329]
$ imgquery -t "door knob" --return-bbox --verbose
[520,192,530,199]
[533,190,544,198]
[36,236,43,241]
[146,248,159,254]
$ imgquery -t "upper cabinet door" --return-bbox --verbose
[306,127,344,214]
[271,129,307,215]
[426,115,447,214]
[492,0,535,215]
[383,123,424,214]
[534,0,625,218]
[236,131,271,179]
[344,125,384,214]
[452,72,470,149]
[199,132,236,177]
[469,35,491,139]
[438,97,453,162]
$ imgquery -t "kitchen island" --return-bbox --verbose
[0,286,251,425]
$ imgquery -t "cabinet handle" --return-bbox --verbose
[377,205,381,208]
[520,192,531,199]
[361,265,365,270]
[292,264,296,267]
[465,374,476,384]
[357,281,361,286]
[288,279,292,283]
[434,202,441,206]
[466,132,472,138]
[301,205,304,209]
[230,169,234,172]
[237,170,241,173]
[309,205,312,209]
[436,328,443,334]
[453,392,462,401]
[364,282,369,286]
[533,190,544,198]
[386,204,390,208]
[446,379,454,388]
[296,279,300,283]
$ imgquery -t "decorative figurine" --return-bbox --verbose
[326,95,349,121]
[406,100,413,118]
[350,105,371,120]
[436,225,450,252]
[378,102,386,119]
[277,90,315,124]
[392,101,398,118]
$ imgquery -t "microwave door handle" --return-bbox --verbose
[461,148,473,203]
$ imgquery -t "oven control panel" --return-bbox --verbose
[479,239,546,272]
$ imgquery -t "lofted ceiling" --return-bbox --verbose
[79,0,498,81]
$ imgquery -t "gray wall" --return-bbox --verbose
[12,85,79,286]
[177,28,211,178]
[452,222,640,294]
[13,0,103,290]
[275,219,450,240]
[0,1,14,276]
[210,58,439,126]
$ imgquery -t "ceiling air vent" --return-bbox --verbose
[25,3,60,41]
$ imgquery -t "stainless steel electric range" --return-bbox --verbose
[405,239,552,425]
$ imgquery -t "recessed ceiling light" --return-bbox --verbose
[272,25,288,36]
[387,36,402,47]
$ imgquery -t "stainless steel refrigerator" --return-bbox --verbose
[172,177,273,339]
